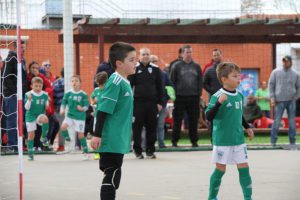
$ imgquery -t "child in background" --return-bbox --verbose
[205,62,254,200]
[25,77,50,161]
[90,42,136,200]
[90,71,108,160]
[59,75,90,160]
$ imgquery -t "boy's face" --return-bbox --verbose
[32,82,43,93]
[118,51,137,76]
[71,77,81,90]
[222,71,241,89]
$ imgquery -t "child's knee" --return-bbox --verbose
[38,114,48,124]
[61,123,68,130]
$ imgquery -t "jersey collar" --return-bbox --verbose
[220,88,238,96]
[114,72,130,85]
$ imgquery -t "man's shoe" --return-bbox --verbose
[134,152,144,159]
[146,152,156,159]
[172,142,178,147]
[192,142,199,147]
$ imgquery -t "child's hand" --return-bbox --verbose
[27,94,32,101]
[77,105,84,111]
[246,128,254,141]
[91,136,101,150]
[218,94,227,104]
[59,110,65,115]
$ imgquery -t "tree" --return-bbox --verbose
[241,0,264,14]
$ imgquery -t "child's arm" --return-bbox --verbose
[242,116,254,141]
[91,111,107,150]
[206,94,227,121]
[24,93,32,110]
[45,96,50,110]
[59,93,68,115]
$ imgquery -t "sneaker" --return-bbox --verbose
[28,154,34,161]
[56,146,65,152]
[93,153,100,160]
[40,137,49,147]
[159,145,167,149]
[134,152,144,159]
[146,152,156,159]
[83,153,89,161]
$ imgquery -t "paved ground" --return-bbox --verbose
[1,150,300,200]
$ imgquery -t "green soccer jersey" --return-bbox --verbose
[61,89,89,120]
[91,87,104,112]
[25,91,49,122]
[206,88,245,146]
[96,72,133,154]
[255,88,270,111]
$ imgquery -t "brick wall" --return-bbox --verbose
[1,29,273,97]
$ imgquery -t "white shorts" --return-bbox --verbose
[212,144,248,165]
[26,114,44,132]
[63,117,85,133]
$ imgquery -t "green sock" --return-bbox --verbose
[41,123,49,138]
[61,130,71,141]
[238,167,252,200]
[80,137,88,153]
[27,140,34,156]
[208,168,225,200]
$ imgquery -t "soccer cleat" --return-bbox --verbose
[93,153,100,160]
[40,137,49,147]
[28,154,34,161]
[83,153,89,161]
[134,152,144,159]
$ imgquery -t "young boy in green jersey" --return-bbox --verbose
[25,77,50,161]
[90,42,136,200]
[90,71,108,160]
[205,62,254,200]
[59,75,90,160]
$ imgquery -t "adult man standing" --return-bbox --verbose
[170,45,202,147]
[128,48,164,159]
[268,55,300,149]
[203,49,223,97]
[2,41,27,152]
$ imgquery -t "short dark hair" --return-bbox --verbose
[60,68,64,78]
[31,76,43,84]
[109,42,136,70]
[95,71,108,86]
[182,45,192,53]
[28,61,39,70]
[213,48,222,54]
[216,62,241,84]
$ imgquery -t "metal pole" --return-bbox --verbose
[63,0,74,91]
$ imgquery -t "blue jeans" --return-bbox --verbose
[3,95,18,149]
[271,101,296,144]
[157,108,166,147]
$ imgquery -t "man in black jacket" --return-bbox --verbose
[170,45,202,147]
[128,48,164,159]
[2,41,27,152]
[203,48,223,98]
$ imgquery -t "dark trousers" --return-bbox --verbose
[99,153,124,200]
[172,96,199,144]
[132,101,158,154]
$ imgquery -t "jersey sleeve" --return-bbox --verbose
[83,93,89,107]
[205,94,218,113]
[61,92,68,106]
[98,79,121,114]
[91,90,96,99]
